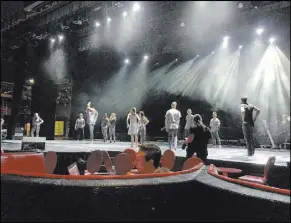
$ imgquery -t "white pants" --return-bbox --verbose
[168,128,178,150]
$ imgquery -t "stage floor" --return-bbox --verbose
[2,140,290,167]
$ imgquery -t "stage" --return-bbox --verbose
[2,139,290,167]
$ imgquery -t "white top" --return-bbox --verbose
[165,108,181,130]
[127,113,140,125]
[87,109,98,125]
[210,118,220,132]
[185,114,194,129]
[32,117,44,126]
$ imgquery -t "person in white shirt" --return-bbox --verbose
[209,112,221,147]
[86,101,98,143]
[185,109,194,138]
[165,102,181,150]
[127,107,140,148]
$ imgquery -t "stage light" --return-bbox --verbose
[212,51,215,54]
[144,55,148,60]
[256,28,264,35]
[123,11,128,17]
[58,35,64,41]
[269,37,275,43]
[125,59,130,64]
[238,2,243,8]
[175,58,178,61]
[239,45,243,49]
[95,22,100,27]
[50,38,55,43]
[223,36,229,41]
[197,55,199,57]
[180,22,185,27]
[107,17,112,22]
[28,78,35,84]
[133,2,140,12]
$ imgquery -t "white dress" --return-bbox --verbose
[127,113,140,135]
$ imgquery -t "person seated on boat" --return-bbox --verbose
[136,143,171,174]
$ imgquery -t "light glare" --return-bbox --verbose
[107,17,112,22]
[95,22,100,27]
[256,28,264,35]
[50,38,55,43]
[133,3,140,12]
[29,78,35,84]
[269,37,275,43]
[58,35,64,41]
[123,11,128,17]
[144,55,149,60]
[239,45,243,49]
[125,59,130,64]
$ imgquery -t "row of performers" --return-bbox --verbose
[27,97,281,157]
[80,97,263,157]
[26,101,222,147]
[77,101,222,148]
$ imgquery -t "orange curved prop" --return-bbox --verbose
[86,150,102,174]
[208,164,290,196]
[124,148,137,168]
[101,151,111,166]
[135,151,146,172]
[182,157,203,170]
[1,153,46,174]
[115,153,132,175]
[1,163,203,180]
[161,149,175,170]
[105,159,112,173]
[44,152,57,174]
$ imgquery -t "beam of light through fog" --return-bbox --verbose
[92,66,129,116]
[139,62,175,94]
[74,44,289,123]
[212,50,240,109]
[245,45,290,119]
[157,59,196,93]
[70,1,289,123]
[43,48,67,84]
[237,39,266,98]
[109,59,149,113]
[181,53,215,99]
[91,62,175,117]
[198,41,232,104]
